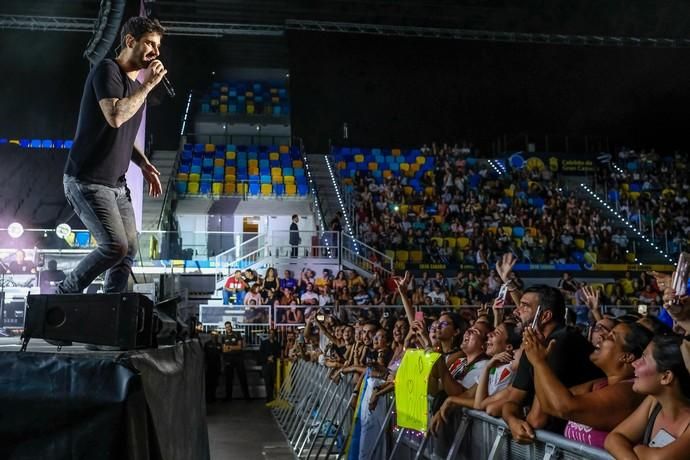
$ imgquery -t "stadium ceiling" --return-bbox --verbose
[2,14,690,49]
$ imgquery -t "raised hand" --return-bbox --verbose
[496,253,518,283]
[522,326,554,364]
[581,285,600,311]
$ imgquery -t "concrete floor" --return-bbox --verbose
[207,399,294,460]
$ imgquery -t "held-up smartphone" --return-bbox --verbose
[414,311,425,323]
[316,313,326,322]
[531,304,542,330]
[671,252,690,297]
[494,284,509,308]
[383,311,390,318]
[638,304,648,316]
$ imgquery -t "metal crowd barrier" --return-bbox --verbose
[271,360,614,460]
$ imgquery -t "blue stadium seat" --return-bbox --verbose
[200,181,212,194]
[176,181,187,194]
[274,184,285,196]
[64,140,74,149]
[249,183,260,195]
[297,184,308,196]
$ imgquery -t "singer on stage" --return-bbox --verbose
[58,17,165,295]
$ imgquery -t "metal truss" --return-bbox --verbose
[285,19,690,48]
[0,15,284,37]
[2,14,690,47]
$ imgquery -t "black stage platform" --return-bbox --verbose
[0,338,210,460]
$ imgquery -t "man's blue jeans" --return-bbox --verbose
[59,175,138,293]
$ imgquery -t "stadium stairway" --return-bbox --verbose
[307,154,342,227]
[141,150,179,232]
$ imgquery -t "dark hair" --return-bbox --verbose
[523,285,566,325]
[638,315,673,335]
[439,311,467,349]
[651,334,690,399]
[502,322,523,350]
[292,214,298,220]
[621,323,653,358]
[224,321,232,327]
[120,17,165,48]
[363,320,380,330]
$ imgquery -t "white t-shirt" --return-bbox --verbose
[488,363,515,395]
[450,357,488,389]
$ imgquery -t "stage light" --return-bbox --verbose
[56,223,71,239]
[8,222,24,239]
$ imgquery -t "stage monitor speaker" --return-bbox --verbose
[24,294,155,349]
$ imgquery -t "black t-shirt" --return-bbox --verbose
[222,332,243,356]
[512,325,604,432]
[8,261,35,274]
[65,59,144,186]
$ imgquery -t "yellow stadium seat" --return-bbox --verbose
[605,283,615,297]
[385,250,395,261]
[187,182,200,194]
[396,250,409,263]
[383,170,392,178]
[284,176,295,184]
[246,91,254,98]
[444,237,456,249]
[424,187,435,197]
[226,151,236,160]
[433,215,443,224]
[279,145,289,153]
[220,94,228,102]
[574,238,586,249]
[248,167,259,176]
[504,188,514,197]
[271,167,282,176]
[400,163,410,172]
[224,182,236,194]
[204,144,214,152]
[272,176,283,184]
[261,184,272,195]
[269,152,279,161]
[527,227,538,237]
[292,160,303,168]
[354,154,365,163]
[431,237,443,247]
[502,226,512,237]
[625,252,636,263]
[457,237,470,250]
[214,158,224,168]
[411,205,422,214]
[403,186,413,196]
[225,166,236,176]
[416,156,426,165]
[246,104,255,114]
[368,162,378,171]
[629,191,640,201]
[176,173,188,181]
[392,148,402,156]
[620,183,629,192]
[410,163,420,173]
[219,104,227,113]
[236,183,248,194]
[449,296,462,306]
[410,250,423,263]
[343,178,353,185]
[337,161,346,170]
[248,159,258,169]
[590,283,605,294]
[486,227,497,234]
[286,184,297,195]
[224,175,236,183]
[189,173,200,182]
[212,182,223,195]
[399,204,409,214]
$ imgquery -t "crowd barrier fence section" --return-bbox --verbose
[271,360,614,460]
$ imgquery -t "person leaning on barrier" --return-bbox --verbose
[604,334,690,459]
[496,285,604,443]
[522,321,652,449]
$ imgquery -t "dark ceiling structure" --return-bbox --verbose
[2,0,690,41]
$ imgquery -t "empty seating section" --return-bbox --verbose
[0,138,73,149]
[176,143,309,197]
[200,81,290,116]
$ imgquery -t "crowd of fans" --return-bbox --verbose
[270,254,690,459]
[346,142,635,265]
[599,148,690,259]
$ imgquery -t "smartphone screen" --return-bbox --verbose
[671,252,690,297]
[316,314,325,322]
[414,311,424,323]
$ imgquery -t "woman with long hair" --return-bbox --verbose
[605,334,690,458]
[522,322,653,449]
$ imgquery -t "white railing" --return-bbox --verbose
[214,233,269,285]
[341,232,394,277]
[270,230,339,259]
